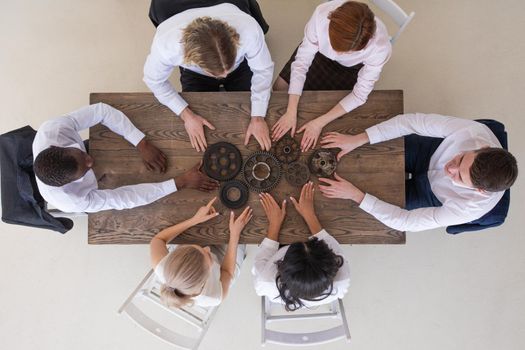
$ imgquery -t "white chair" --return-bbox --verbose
[369,0,415,44]
[328,0,415,44]
[261,296,351,346]
[118,269,218,350]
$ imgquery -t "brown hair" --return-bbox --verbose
[160,245,210,308]
[182,17,240,76]
[328,1,376,52]
[470,148,518,192]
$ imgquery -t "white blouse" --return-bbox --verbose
[252,229,350,307]
[154,247,223,307]
[289,0,392,113]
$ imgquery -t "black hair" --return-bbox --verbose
[33,146,79,186]
[275,237,344,311]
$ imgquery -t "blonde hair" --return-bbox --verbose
[182,17,240,76]
[160,245,210,308]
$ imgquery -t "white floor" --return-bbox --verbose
[0,1,524,349]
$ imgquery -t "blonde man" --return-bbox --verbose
[144,1,274,152]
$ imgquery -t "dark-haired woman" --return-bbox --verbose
[252,182,350,310]
[271,0,392,152]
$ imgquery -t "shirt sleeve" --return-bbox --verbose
[365,113,481,144]
[288,9,319,96]
[359,193,483,232]
[143,46,188,116]
[80,179,177,213]
[67,103,145,146]
[252,237,280,295]
[339,43,392,112]
[244,25,274,117]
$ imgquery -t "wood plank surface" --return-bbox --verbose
[88,91,405,244]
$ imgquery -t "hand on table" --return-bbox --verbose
[320,132,369,161]
[271,109,297,141]
[318,172,365,204]
[259,192,286,238]
[180,107,216,152]
[297,117,325,152]
[175,161,219,192]
[137,138,167,172]
[245,116,271,151]
[191,197,220,224]
[289,181,316,219]
[229,206,253,241]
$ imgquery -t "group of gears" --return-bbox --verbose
[202,137,338,209]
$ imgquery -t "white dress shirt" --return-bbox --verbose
[252,229,350,307]
[155,247,222,307]
[143,3,274,117]
[33,103,177,213]
[359,113,505,232]
[289,0,391,112]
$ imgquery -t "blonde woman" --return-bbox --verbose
[144,1,274,153]
[150,197,252,307]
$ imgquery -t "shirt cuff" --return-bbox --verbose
[162,179,178,194]
[310,228,329,240]
[365,125,383,144]
[260,237,279,250]
[166,95,189,116]
[251,101,268,117]
[359,193,378,214]
[288,82,304,96]
[126,129,146,147]
[339,94,365,113]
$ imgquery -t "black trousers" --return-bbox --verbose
[404,134,443,210]
[148,0,269,33]
[180,59,252,92]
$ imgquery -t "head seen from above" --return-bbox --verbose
[33,146,94,187]
[445,147,518,192]
[183,17,240,78]
[275,237,344,311]
[160,245,213,308]
[328,1,376,53]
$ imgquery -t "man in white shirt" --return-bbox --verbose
[272,0,391,152]
[317,113,518,232]
[252,183,350,310]
[32,103,219,213]
[143,2,274,153]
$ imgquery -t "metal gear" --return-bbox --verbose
[242,151,282,192]
[273,135,300,164]
[202,142,242,181]
[285,161,310,187]
[308,149,338,177]
[219,180,250,209]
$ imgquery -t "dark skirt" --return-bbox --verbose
[148,0,269,33]
[279,46,363,91]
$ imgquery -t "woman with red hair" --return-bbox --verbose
[272,0,392,152]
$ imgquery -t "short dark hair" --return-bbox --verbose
[470,147,518,192]
[328,1,376,52]
[275,237,344,311]
[33,147,79,186]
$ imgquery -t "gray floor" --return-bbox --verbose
[0,1,524,349]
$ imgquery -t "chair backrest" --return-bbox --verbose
[369,0,415,44]
[0,125,74,233]
[119,269,218,350]
[261,296,351,346]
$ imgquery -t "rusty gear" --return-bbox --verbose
[242,151,282,192]
[308,149,338,177]
[219,180,250,209]
[273,135,300,164]
[202,142,242,181]
[285,161,310,187]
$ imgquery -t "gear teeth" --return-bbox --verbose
[242,151,282,192]
[308,149,338,178]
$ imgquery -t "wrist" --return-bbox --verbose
[136,138,147,151]
[352,190,365,204]
[174,175,187,189]
[357,132,370,147]
[180,108,192,121]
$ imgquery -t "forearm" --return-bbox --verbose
[286,94,301,112]
[266,223,281,242]
[301,212,322,235]
[316,103,347,126]
[220,237,239,280]
[152,216,198,243]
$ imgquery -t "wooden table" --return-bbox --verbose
[88,91,405,245]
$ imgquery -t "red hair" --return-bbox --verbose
[328,1,376,52]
